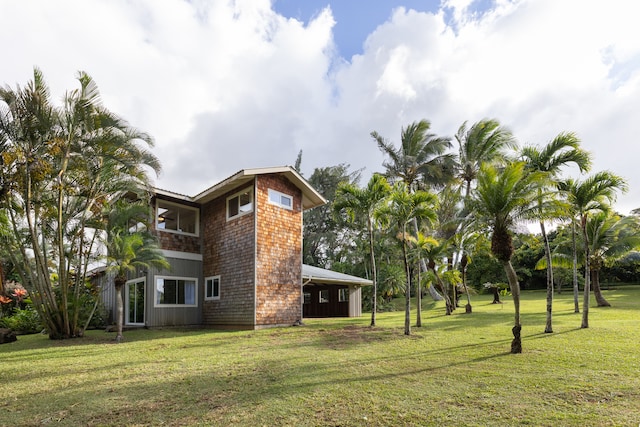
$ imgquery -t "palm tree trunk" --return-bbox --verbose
[501,259,522,353]
[115,281,125,342]
[416,267,422,327]
[590,269,611,307]
[401,232,411,336]
[368,220,378,327]
[460,253,472,313]
[581,219,590,329]
[541,221,553,333]
[571,220,580,313]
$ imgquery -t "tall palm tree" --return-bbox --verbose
[585,212,640,306]
[373,119,454,301]
[104,200,169,343]
[520,132,591,333]
[456,119,517,199]
[470,162,545,353]
[334,174,391,326]
[377,182,438,335]
[560,171,627,328]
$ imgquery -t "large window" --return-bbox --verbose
[227,187,253,220]
[268,189,293,210]
[205,276,220,301]
[155,276,197,307]
[156,200,199,235]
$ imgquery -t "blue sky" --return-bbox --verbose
[2,0,640,214]
[273,0,442,59]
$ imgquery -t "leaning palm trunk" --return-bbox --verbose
[590,270,611,307]
[501,259,522,354]
[541,221,554,333]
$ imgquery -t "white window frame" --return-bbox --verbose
[156,199,199,236]
[205,275,221,301]
[267,188,293,210]
[154,276,198,307]
[226,186,254,221]
[338,288,349,302]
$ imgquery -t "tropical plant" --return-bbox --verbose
[469,161,546,353]
[585,212,640,306]
[334,174,391,326]
[377,182,438,335]
[560,172,627,328]
[373,119,454,301]
[104,200,169,342]
[455,118,516,198]
[411,233,454,315]
[0,68,161,338]
[520,132,591,333]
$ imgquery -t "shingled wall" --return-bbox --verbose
[255,174,303,327]
[201,184,256,327]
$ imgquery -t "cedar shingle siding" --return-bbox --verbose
[201,185,256,327]
[255,175,303,327]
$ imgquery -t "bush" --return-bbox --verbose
[0,307,43,334]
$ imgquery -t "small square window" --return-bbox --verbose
[205,276,220,301]
[303,292,311,304]
[319,290,329,303]
[338,288,349,302]
[268,189,293,210]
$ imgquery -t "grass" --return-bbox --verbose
[2,287,639,426]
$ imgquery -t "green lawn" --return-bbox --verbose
[2,287,639,426]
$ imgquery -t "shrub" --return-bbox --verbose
[0,307,43,334]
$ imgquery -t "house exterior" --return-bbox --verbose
[101,166,371,330]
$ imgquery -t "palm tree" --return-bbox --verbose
[412,233,454,315]
[334,174,391,326]
[377,182,438,335]
[586,212,640,306]
[104,200,169,343]
[373,119,454,301]
[561,171,627,328]
[456,119,517,199]
[470,162,545,353]
[520,132,591,333]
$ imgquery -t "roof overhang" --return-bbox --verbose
[302,264,373,286]
[155,166,326,210]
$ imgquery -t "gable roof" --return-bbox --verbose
[302,264,373,286]
[155,166,326,210]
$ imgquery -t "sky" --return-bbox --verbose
[2,0,640,214]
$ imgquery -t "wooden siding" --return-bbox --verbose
[145,257,203,327]
[303,284,363,318]
[152,196,201,255]
[255,175,303,327]
[201,185,256,327]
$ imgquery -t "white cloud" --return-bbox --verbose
[2,0,639,213]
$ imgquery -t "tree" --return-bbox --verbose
[104,200,169,342]
[303,164,359,268]
[373,119,454,301]
[455,119,516,199]
[585,212,640,306]
[520,132,591,332]
[412,233,454,315]
[334,174,391,326]
[377,182,438,335]
[0,68,160,338]
[470,162,545,353]
[560,172,627,328]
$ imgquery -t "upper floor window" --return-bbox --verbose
[227,187,253,220]
[156,199,199,235]
[268,189,293,210]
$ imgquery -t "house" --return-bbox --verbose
[101,166,372,330]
